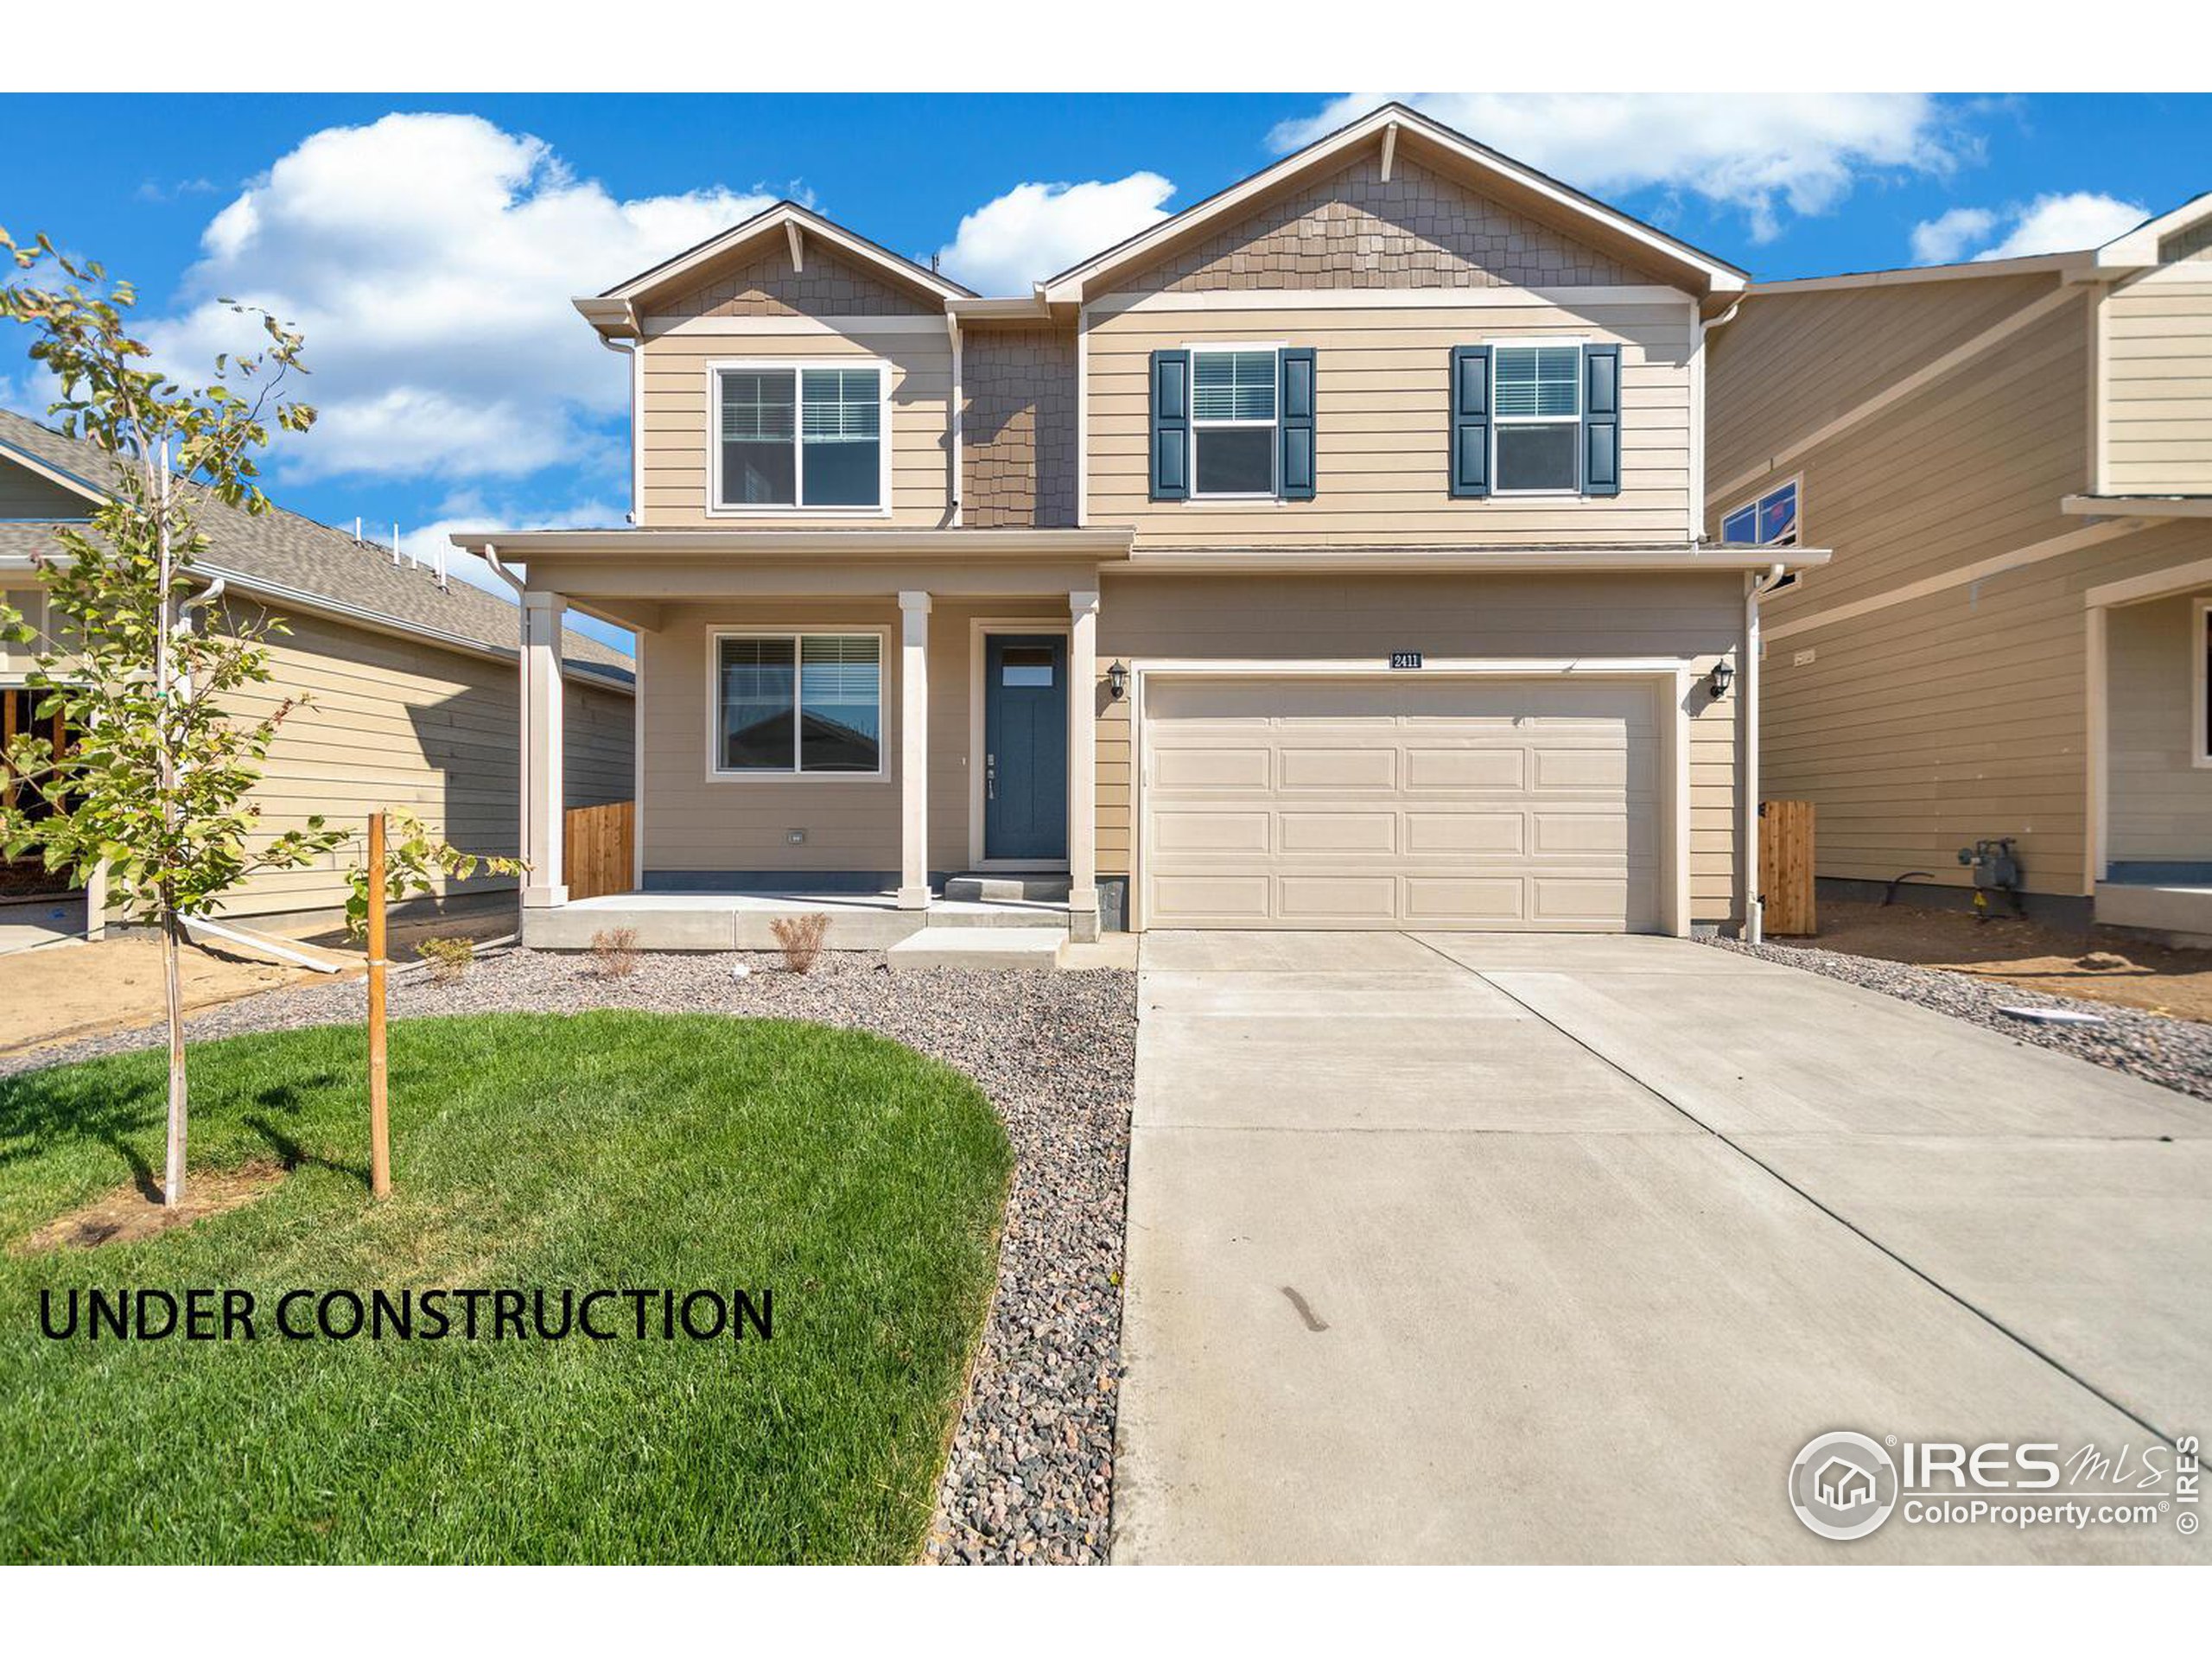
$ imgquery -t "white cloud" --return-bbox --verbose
[1269,94,1966,241]
[1909,206,1999,265]
[1908,191,2146,264]
[386,491,630,611]
[142,112,781,483]
[937,173,1176,295]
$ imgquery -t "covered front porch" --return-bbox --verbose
[2088,554,2212,944]
[474,526,1135,952]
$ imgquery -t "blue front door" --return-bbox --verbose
[983,634,1069,861]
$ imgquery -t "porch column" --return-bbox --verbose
[521,591,568,907]
[1067,588,1100,942]
[897,591,931,909]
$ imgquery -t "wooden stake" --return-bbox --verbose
[367,809,391,1199]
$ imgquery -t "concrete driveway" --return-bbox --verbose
[1114,931,2212,1564]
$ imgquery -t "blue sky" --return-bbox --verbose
[2,92,2206,653]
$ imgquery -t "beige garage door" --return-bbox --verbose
[1142,677,1662,931]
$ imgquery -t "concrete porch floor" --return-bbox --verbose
[522,887,1075,951]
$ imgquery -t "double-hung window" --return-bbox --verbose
[1492,343,1584,493]
[713,362,885,511]
[1721,478,1799,547]
[714,632,883,775]
[1190,347,1280,497]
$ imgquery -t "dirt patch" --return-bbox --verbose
[14,1160,288,1254]
[0,934,345,1058]
[1769,899,2212,1023]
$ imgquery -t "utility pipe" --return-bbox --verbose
[181,914,348,973]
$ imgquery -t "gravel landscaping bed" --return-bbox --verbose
[1707,936,2212,1103]
[0,947,1137,1565]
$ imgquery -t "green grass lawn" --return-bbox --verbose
[0,1013,1013,1563]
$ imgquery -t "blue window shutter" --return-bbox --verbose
[1149,349,1189,501]
[1582,343,1621,498]
[1278,347,1315,500]
[1449,345,1490,499]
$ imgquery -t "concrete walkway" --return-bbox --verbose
[1114,932,2212,1564]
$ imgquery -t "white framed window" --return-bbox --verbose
[1722,477,1801,547]
[1190,346,1280,499]
[710,630,885,777]
[709,360,889,513]
[1492,342,1584,494]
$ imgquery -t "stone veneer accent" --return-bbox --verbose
[658,242,937,318]
[1130,153,1648,295]
[961,327,1078,528]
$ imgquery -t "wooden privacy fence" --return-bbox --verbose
[563,800,634,902]
[1758,799,1817,936]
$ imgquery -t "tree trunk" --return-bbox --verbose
[154,444,188,1209]
[161,906,188,1206]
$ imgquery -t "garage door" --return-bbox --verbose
[1142,677,1662,931]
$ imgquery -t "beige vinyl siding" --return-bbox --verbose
[2107,590,2212,860]
[1757,519,2207,896]
[2103,271,2212,493]
[638,326,951,528]
[213,605,632,919]
[1094,572,1741,927]
[1705,271,2062,493]
[0,461,93,520]
[1084,301,1694,547]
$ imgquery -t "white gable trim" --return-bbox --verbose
[592,201,970,318]
[2097,189,2212,270]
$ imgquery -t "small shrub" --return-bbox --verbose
[591,925,641,978]
[770,912,830,975]
[414,936,475,985]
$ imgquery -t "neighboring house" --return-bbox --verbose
[455,104,1827,949]
[1705,194,2212,942]
[0,408,635,938]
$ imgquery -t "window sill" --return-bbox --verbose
[705,769,891,784]
[705,505,893,518]
[1180,494,1288,507]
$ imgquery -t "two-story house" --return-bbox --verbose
[1705,189,2212,944]
[457,104,1827,953]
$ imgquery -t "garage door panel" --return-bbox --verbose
[1278,811,1398,854]
[1402,747,1528,791]
[1402,876,1529,923]
[1404,810,1526,854]
[1276,747,1397,791]
[1144,677,1666,932]
[1153,808,1273,855]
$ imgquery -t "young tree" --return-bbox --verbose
[0,232,345,1208]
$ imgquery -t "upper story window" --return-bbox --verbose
[1722,478,1799,546]
[1492,344,1584,493]
[1191,348,1280,497]
[1147,346,1315,504]
[713,362,886,512]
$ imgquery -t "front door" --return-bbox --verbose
[983,633,1069,861]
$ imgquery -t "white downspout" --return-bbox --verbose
[595,334,641,525]
[947,312,963,526]
[1742,560,1787,944]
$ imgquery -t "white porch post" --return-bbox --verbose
[897,591,931,909]
[1068,588,1100,942]
[521,591,568,907]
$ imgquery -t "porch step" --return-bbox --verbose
[944,872,1071,905]
[885,926,1067,973]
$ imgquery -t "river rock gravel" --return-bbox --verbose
[0,947,1137,1564]
[1707,935,2212,1103]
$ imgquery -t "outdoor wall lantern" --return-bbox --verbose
[1707,659,1735,699]
[1108,661,1128,701]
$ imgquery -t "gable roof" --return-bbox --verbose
[580,199,973,337]
[1039,102,1748,312]
[0,409,632,690]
